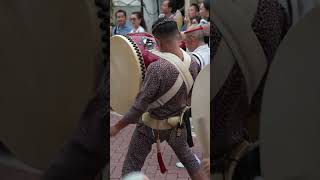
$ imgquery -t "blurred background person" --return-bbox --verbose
[182,3,200,31]
[159,0,183,30]
[130,11,147,33]
[112,9,131,35]
[199,0,210,45]
[184,25,210,69]
[199,0,210,25]
[191,16,202,25]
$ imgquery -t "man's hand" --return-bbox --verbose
[110,111,123,137]
[110,125,120,137]
[110,111,131,137]
[184,16,190,24]
[110,111,123,121]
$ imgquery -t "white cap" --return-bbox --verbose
[123,172,149,180]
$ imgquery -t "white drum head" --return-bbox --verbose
[110,35,143,114]
[191,65,210,158]
[0,0,100,170]
[260,7,320,179]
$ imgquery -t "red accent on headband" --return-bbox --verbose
[184,26,204,34]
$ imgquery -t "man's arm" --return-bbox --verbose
[111,62,161,135]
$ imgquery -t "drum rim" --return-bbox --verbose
[110,34,145,88]
[122,34,147,80]
[110,34,147,114]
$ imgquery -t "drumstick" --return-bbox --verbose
[110,111,123,121]
[110,110,123,117]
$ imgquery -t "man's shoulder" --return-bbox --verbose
[194,44,210,55]
[189,53,201,64]
[148,52,200,69]
[147,58,174,70]
[201,44,210,50]
[124,24,132,30]
[138,26,145,32]
[145,59,179,80]
[189,52,198,59]
[117,24,131,33]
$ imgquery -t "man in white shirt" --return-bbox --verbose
[183,25,210,69]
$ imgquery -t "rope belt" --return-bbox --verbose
[142,113,181,130]
[142,106,190,130]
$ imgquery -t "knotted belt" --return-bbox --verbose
[142,106,190,130]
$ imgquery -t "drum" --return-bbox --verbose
[191,65,210,159]
[260,6,320,180]
[110,33,159,114]
[0,0,104,171]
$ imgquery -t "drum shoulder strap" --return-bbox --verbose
[191,52,203,69]
[212,0,267,102]
[148,50,194,109]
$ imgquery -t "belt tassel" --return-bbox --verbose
[156,121,167,173]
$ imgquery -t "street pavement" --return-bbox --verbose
[110,116,203,180]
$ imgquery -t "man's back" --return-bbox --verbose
[124,54,201,123]
[147,56,200,118]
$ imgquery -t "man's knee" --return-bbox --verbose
[121,137,152,176]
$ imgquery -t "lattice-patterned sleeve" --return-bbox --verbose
[188,56,202,99]
[122,62,161,124]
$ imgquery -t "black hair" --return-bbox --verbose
[203,0,210,11]
[132,11,148,32]
[164,0,177,13]
[152,17,179,39]
[115,9,126,17]
[190,3,200,12]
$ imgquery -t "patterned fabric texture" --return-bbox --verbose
[211,0,289,160]
[121,54,202,177]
